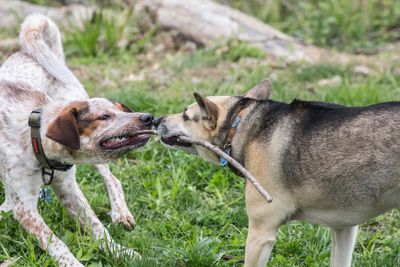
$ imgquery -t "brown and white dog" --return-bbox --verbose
[154,79,400,267]
[6,14,140,229]
[0,15,153,266]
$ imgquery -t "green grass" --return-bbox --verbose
[1,1,400,266]
[222,0,400,53]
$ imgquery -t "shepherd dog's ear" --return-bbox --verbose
[244,78,272,100]
[46,105,80,149]
[193,92,219,130]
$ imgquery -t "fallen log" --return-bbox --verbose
[1,0,360,63]
[135,0,370,65]
[0,0,93,29]
[1,0,396,68]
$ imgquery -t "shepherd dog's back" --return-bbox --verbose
[282,100,400,211]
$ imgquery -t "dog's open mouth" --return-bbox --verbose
[100,132,150,150]
[160,135,192,147]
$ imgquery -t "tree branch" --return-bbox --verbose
[177,135,273,203]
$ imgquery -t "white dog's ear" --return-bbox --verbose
[111,100,134,113]
[46,105,80,149]
[193,92,219,130]
[244,78,272,100]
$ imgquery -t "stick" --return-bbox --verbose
[177,136,273,203]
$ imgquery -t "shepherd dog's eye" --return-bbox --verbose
[98,114,111,120]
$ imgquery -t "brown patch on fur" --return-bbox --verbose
[14,205,52,248]
[77,116,102,137]
[0,80,48,106]
[112,101,133,113]
[24,27,43,40]
[46,102,89,149]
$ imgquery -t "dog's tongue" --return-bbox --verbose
[102,136,129,148]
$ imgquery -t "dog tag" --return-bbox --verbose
[220,157,228,167]
[231,116,241,128]
[220,145,231,167]
[39,188,52,204]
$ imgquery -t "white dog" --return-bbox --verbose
[0,14,153,266]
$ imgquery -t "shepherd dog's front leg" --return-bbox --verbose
[244,182,294,267]
[244,220,277,267]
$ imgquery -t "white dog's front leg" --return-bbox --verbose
[52,168,139,259]
[330,225,358,267]
[13,203,83,267]
[95,164,135,228]
[8,176,82,267]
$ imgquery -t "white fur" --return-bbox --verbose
[0,14,140,266]
[1,13,135,227]
[19,14,81,87]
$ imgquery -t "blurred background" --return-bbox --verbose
[21,0,400,53]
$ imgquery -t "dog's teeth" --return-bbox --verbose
[106,136,128,144]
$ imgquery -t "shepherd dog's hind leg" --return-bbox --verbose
[330,226,358,267]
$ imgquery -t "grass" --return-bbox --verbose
[1,1,400,266]
[222,0,400,53]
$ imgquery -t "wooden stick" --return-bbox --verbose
[131,130,273,203]
[177,136,273,203]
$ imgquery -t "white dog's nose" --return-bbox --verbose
[140,113,154,125]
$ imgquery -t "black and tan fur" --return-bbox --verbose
[154,79,400,267]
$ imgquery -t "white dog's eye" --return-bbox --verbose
[98,114,111,120]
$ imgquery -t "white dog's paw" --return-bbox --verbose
[123,248,141,260]
[110,207,135,229]
[58,254,85,267]
[69,261,84,267]
[107,243,141,261]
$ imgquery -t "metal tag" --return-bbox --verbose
[231,116,241,128]
[39,188,52,204]
[220,157,228,167]
[220,146,231,167]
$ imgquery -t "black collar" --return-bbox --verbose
[28,109,73,185]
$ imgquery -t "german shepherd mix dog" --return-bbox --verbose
[154,79,400,267]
